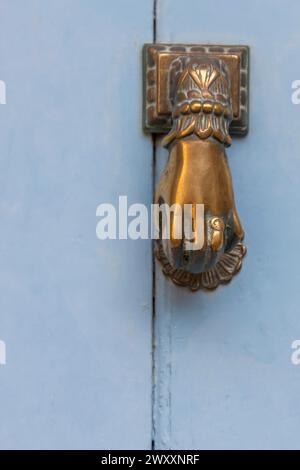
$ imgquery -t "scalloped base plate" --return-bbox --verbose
[156,241,247,291]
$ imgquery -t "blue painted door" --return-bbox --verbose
[1,0,300,451]
[0,0,153,449]
[153,0,300,450]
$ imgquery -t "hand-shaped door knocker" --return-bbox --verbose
[144,45,249,291]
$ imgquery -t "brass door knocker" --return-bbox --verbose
[143,44,249,291]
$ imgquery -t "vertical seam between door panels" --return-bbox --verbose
[151,0,173,451]
[151,0,157,451]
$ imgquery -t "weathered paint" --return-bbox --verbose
[154,0,300,450]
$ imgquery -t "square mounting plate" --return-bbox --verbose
[143,44,249,135]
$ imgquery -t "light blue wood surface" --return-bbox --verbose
[1,0,300,451]
[154,0,300,450]
[0,0,153,449]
